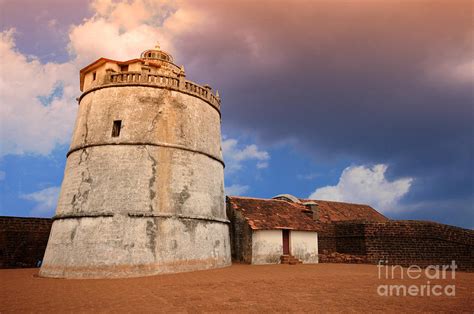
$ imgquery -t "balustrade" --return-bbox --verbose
[103,70,220,109]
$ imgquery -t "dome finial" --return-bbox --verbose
[140,43,173,63]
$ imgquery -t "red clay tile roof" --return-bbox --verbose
[227,196,316,231]
[300,199,389,223]
[227,196,389,231]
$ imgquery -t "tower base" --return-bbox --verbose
[39,215,231,279]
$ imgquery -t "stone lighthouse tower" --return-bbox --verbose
[40,46,231,278]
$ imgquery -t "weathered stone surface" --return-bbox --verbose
[55,145,225,219]
[70,87,222,160]
[41,216,230,278]
[40,48,230,278]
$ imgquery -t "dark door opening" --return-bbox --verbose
[282,229,290,255]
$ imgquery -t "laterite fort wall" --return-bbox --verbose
[0,216,52,268]
[2,216,472,271]
[318,220,474,271]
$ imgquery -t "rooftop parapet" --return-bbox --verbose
[79,46,221,112]
[104,69,221,111]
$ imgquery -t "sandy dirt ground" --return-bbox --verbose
[0,264,472,312]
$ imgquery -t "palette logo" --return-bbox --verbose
[377,260,457,297]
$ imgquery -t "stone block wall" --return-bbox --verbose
[314,222,336,253]
[364,221,473,271]
[334,222,366,254]
[0,216,52,268]
[226,205,253,263]
[318,220,474,271]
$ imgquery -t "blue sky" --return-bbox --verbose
[0,0,472,229]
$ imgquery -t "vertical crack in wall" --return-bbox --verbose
[147,109,162,134]
[70,224,78,243]
[146,219,157,260]
[82,99,92,145]
[142,93,164,134]
[71,148,92,213]
[170,96,187,143]
[78,147,89,165]
[145,146,157,212]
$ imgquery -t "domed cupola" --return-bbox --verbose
[140,44,174,63]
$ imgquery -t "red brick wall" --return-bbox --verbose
[0,216,52,268]
[318,220,474,271]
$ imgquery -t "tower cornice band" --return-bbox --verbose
[67,143,225,167]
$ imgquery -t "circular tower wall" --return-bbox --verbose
[40,50,231,278]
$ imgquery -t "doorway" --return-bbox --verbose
[282,229,290,255]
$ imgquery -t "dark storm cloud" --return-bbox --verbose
[173,0,473,226]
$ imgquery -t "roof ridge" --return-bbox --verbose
[227,195,286,201]
[301,198,373,207]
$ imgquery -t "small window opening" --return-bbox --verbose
[111,120,122,137]
[92,71,96,81]
[120,65,129,72]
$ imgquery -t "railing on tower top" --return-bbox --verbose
[103,70,220,110]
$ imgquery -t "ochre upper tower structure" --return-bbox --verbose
[40,46,231,278]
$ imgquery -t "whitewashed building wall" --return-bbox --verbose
[251,230,283,264]
[290,231,319,263]
[251,230,318,264]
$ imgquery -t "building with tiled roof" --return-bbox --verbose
[227,196,317,231]
[226,194,388,265]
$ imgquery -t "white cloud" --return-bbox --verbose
[309,164,412,213]
[225,184,249,196]
[222,137,270,196]
[0,1,189,158]
[70,0,180,65]
[447,60,474,83]
[0,29,77,157]
[222,138,270,173]
[21,186,60,216]
[69,19,162,65]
